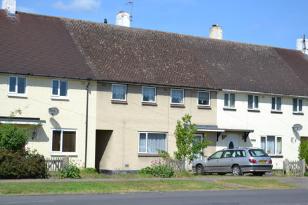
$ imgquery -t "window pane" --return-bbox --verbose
[224,94,229,107]
[17,77,26,94]
[222,150,234,158]
[62,131,76,152]
[254,96,259,109]
[139,133,147,153]
[112,85,126,100]
[52,80,59,95]
[60,81,67,96]
[52,131,61,151]
[210,151,223,159]
[293,98,298,112]
[299,99,303,112]
[198,91,210,105]
[276,97,281,110]
[143,87,156,102]
[277,137,282,155]
[271,97,276,110]
[171,89,184,104]
[9,77,16,92]
[248,95,253,109]
[261,137,266,151]
[147,133,166,154]
[230,94,235,107]
[267,136,275,155]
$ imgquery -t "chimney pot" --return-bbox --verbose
[2,0,16,15]
[209,24,223,40]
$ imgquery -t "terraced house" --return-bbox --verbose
[1,0,308,173]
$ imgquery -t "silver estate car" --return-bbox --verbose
[192,148,273,176]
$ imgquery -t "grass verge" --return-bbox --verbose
[0,178,293,195]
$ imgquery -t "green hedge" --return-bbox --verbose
[299,140,308,165]
[0,149,48,179]
[139,164,174,178]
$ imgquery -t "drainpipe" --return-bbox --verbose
[84,81,90,168]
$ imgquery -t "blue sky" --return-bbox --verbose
[16,0,308,49]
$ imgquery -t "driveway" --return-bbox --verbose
[1,189,308,205]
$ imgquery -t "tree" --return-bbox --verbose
[174,114,208,163]
[0,124,29,152]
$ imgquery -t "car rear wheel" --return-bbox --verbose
[196,164,204,175]
[232,165,242,176]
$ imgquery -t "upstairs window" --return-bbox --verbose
[198,91,211,106]
[293,98,303,113]
[52,80,68,97]
[8,76,26,95]
[171,89,184,104]
[142,86,156,103]
[112,84,127,101]
[52,130,76,153]
[224,93,235,108]
[271,97,282,111]
[248,95,259,110]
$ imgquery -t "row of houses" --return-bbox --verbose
[1,1,308,172]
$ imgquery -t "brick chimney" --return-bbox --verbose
[296,35,308,55]
[115,11,130,27]
[209,24,223,40]
[2,0,16,15]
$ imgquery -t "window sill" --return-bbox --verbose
[138,153,161,157]
[198,105,211,110]
[142,102,157,106]
[269,155,283,158]
[51,96,69,101]
[170,103,185,108]
[293,112,304,115]
[111,100,128,105]
[50,152,78,157]
[223,107,236,111]
[271,110,283,114]
[8,93,27,99]
[248,109,260,113]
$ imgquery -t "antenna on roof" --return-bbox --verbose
[303,34,307,52]
[127,0,134,23]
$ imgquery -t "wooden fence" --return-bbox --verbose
[283,159,306,177]
[45,157,69,172]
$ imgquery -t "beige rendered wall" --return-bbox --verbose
[0,74,97,167]
[96,83,217,171]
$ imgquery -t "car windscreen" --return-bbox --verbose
[249,149,269,157]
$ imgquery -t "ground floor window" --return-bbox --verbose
[52,129,76,153]
[138,132,167,154]
[261,136,282,155]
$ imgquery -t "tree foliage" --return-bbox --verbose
[299,140,308,165]
[174,114,208,163]
[0,125,29,152]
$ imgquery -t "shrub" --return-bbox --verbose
[0,125,28,152]
[60,164,81,179]
[0,149,47,179]
[299,140,308,165]
[139,163,174,178]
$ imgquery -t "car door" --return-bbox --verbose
[204,151,223,172]
[220,150,235,173]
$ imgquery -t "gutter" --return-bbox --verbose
[84,81,90,168]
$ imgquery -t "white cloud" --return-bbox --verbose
[54,0,101,11]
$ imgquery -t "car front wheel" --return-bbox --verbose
[196,164,204,175]
[232,165,242,176]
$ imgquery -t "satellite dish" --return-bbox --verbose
[292,124,303,132]
[48,107,59,116]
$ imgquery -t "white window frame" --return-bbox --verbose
[141,86,157,103]
[261,136,282,156]
[51,129,77,155]
[293,98,303,113]
[8,76,27,97]
[51,79,69,99]
[111,84,127,101]
[224,93,235,108]
[248,95,259,110]
[170,88,185,105]
[271,96,282,112]
[197,90,211,107]
[138,132,168,154]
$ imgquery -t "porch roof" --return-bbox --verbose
[0,116,46,126]
[196,125,254,133]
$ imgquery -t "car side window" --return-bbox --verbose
[232,150,246,158]
[222,150,234,158]
[209,151,223,160]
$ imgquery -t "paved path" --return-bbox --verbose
[1,189,308,205]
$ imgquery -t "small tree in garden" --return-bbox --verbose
[0,124,29,152]
[299,140,308,167]
[174,114,208,163]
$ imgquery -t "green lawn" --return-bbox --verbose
[0,178,293,195]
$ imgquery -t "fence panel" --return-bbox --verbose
[45,157,69,172]
[283,159,306,177]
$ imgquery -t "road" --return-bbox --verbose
[1,189,308,205]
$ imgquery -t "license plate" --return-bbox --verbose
[259,160,266,164]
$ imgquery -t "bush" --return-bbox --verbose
[0,149,47,179]
[299,140,308,165]
[60,164,81,179]
[0,125,28,151]
[139,164,174,178]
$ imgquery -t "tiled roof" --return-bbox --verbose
[1,11,308,96]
